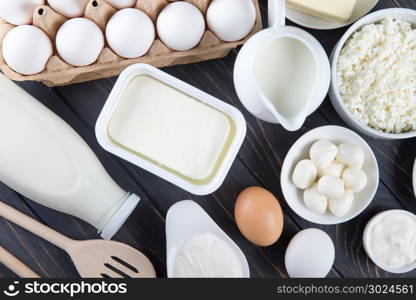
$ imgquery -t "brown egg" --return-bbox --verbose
[235,186,284,246]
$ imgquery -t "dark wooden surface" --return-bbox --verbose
[0,0,415,278]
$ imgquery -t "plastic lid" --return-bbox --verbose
[100,193,140,240]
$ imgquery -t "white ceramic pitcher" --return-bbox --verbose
[234,0,330,131]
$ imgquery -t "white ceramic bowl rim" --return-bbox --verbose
[363,209,416,274]
[413,160,416,197]
[331,8,416,139]
[280,125,380,225]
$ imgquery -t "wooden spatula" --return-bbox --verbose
[0,201,156,278]
[0,245,40,278]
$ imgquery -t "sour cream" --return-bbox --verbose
[172,232,243,278]
[364,210,416,272]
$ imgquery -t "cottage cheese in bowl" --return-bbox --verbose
[330,8,416,139]
[338,18,416,135]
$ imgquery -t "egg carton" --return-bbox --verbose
[0,0,262,87]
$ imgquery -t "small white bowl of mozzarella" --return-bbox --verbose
[281,126,379,225]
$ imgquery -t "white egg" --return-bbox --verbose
[156,2,205,51]
[309,140,338,168]
[207,0,256,42]
[56,18,104,66]
[2,25,52,75]
[285,228,335,278]
[304,183,327,214]
[318,175,345,199]
[337,142,365,169]
[317,161,345,178]
[105,0,136,9]
[48,0,89,18]
[106,8,155,59]
[342,167,368,193]
[292,159,317,189]
[0,0,44,25]
[329,191,354,217]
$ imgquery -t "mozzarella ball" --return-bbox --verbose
[48,0,89,18]
[56,18,104,66]
[207,0,256,42]
[0,0,44,25]
[337,142,365,168]
[106,8,155,58]
[292,159,317,189]
[304,184,328,214]
[317,161,345,178]
[309,140,338,168]
[157,2,205,51]
[105,0,136,9]
[342,167,368,193]
[329,191,354,217]
[318,175,345,199]
[2,25,52,75]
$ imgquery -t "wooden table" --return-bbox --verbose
[0,0,415,278]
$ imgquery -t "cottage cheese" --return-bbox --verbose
[337,18,416,134]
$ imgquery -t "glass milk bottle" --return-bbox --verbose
[0,74,139,239]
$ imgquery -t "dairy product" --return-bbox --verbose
[317,161,344,178]
[287,0,357,23]
[328,191,353,218]
[172,232,243,278]
[309,140,338,168]
[303,183,327,214]
[254,37,316,123]
[292,139,367,217]
[0,74,139,239]
[337,142,364,169]
[342,167,368,193]
[108,75,232,181]
[292,159,317,189]
[338,18,416,134]
[366,211,416,270]
[317,175,344,199]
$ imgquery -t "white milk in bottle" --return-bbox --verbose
[0,74,139,239]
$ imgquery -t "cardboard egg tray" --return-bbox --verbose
[0,0,262,87]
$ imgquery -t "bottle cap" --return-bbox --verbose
[100,193,140,240]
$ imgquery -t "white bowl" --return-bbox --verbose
[286,0,379,30]
[329,8,416,140]
[363,210,416,274]
[413,159,416,197]
[281,125,379,225]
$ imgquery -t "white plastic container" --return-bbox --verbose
[363,210,416,274]
[96,64,246,195]
[165,200,250,278]
[0,74,139,240]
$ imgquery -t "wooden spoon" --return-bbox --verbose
[0,246,40,278]
[0,201,156,278]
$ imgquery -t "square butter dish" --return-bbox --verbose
[96,64,246,195]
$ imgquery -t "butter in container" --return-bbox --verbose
[96,64,246,195]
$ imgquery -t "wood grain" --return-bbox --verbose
[0,0,414,278]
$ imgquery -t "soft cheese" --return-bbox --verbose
[108,75,231,181]
[287,0,357,23]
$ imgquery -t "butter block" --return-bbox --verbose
[287,0,357,23]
